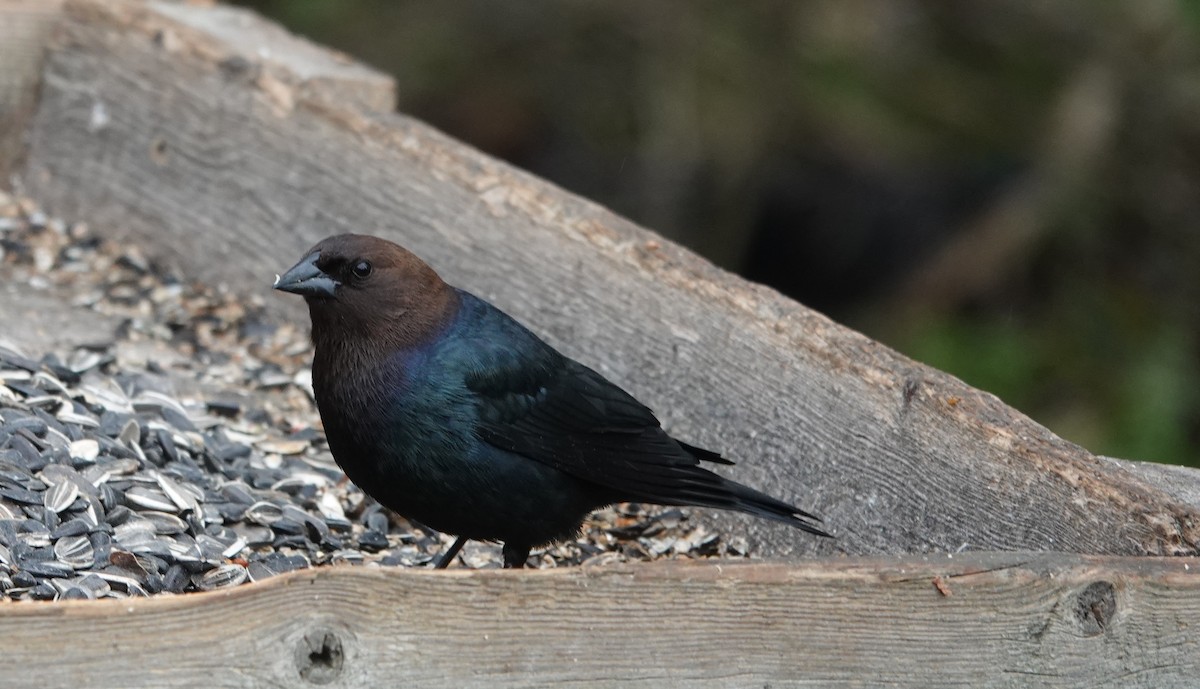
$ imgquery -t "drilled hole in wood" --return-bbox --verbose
[296,628,344,684]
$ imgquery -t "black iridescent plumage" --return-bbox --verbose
[275,234,827,568]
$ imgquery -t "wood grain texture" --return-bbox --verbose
[0,0,65,175]
[8,0,1200,559]
[0,554,1197,689]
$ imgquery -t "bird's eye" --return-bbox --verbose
[351,260,372,280]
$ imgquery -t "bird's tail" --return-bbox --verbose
[720,479,831,538]
[674,443,829,538]
[643,464,831,538]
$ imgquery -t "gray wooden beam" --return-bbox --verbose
[2,554,1198,689]
[0,0,65,177]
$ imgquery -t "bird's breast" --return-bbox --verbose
[314,349,479,483]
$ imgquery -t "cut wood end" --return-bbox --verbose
[60,0,395,113]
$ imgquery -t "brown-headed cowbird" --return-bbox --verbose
[274,234,827,568]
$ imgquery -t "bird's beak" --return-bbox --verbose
[273,252,340,298]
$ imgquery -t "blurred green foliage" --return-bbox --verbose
[232,0,1199,465]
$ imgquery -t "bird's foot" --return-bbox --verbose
[432,535,468,569]
[501,542,531,569]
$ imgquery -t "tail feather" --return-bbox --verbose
[663,440,829,538]
[723,479,830,538]
[678,440,734,466]
[641,467,830,538]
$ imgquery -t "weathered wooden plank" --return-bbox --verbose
[7,0,1200,559]
[0,0,65,175]
[0,554,1197,689]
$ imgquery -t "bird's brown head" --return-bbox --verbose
[274,234,457,350]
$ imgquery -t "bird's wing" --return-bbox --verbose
[464,351,740,505]
[452,291,823,533]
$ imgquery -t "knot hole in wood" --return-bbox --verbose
[149,137,168,166]
[1074,580,1118,637]
[295,627,346,684]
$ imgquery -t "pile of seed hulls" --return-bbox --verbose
[0,192,748,602]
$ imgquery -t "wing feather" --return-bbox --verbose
[456,294,825,536]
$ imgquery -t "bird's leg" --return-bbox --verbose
[501,542,531,569]
[433,535,468,569]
